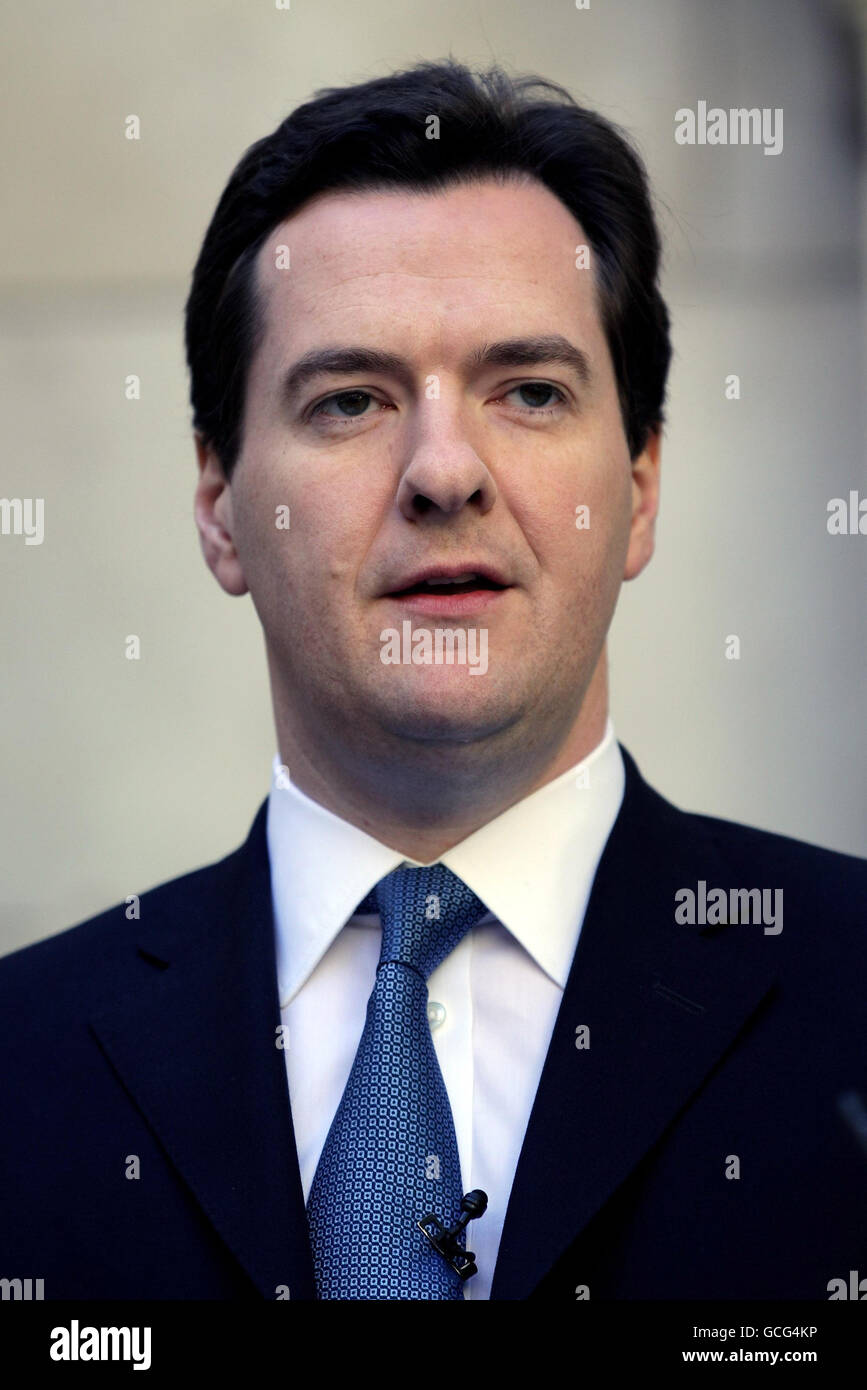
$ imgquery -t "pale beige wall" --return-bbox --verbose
[2,0,865,954]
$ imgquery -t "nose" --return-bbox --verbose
[396,419,498,522]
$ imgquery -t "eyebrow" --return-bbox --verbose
[279,334,593,407]
[467,335,592,384]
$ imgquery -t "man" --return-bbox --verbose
[1,60,865,1302]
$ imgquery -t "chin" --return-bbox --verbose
[371,681,525,746]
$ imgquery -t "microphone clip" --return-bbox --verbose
[417,1189,488,1281]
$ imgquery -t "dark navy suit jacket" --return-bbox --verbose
[2,745,865,1300]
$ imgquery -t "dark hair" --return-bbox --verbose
[184,59,671,478]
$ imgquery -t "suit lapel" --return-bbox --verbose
[490,747,779,1299]
[89,801,316,1300]
[85,749,780,1302]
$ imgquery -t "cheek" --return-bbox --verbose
[235,468,383,627]
[575,445,634,564]
[508,459,629,585]
[234,457,324,567]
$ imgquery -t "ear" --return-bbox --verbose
[623,427,661,582]
[193,434,249,596]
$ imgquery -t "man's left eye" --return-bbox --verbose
[504,382,566,411]
[313,390,378,418]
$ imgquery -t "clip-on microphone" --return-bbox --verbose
[417,1189,488,1280]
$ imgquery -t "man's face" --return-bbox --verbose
[198,176,658,766]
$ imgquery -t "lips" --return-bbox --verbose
[384,564,510,598]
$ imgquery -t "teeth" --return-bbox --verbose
[424,573,479,585]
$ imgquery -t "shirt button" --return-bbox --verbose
[427,1001,446,1029]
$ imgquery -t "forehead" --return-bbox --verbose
[251,176,606,366]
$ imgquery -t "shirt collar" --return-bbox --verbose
[267,720,624,1007]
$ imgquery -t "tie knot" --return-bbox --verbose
[372,863,487,980]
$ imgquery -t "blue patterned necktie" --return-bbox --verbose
[306,863,488,1299]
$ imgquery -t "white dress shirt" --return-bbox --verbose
[267,719,625,1299]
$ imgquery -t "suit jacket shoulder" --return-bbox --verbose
[621,748,867,943]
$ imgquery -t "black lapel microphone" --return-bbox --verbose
[417,1189,488,1280]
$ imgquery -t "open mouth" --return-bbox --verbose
[390,574,507,598]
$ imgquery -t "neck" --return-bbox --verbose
[270,653,610,862]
